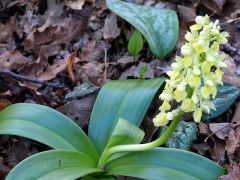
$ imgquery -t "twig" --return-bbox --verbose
[221,17,240,25]
[0,68,62,88]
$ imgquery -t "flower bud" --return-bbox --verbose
[167,112,174,120]
[181,44,194,56]
[153,113,168,127]
[195,16,205,25]
[159,101,171,111]
[193,108,202,123]
[181,99,196,112]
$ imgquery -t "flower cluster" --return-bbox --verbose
[153,15,229,127]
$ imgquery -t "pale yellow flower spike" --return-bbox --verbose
[153,15,228,127]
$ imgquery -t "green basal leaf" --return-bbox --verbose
[203,83,240,121]
[6,150,102,180]
[82,175,115,180]
[160,121,197,150]
[0,104,99,161]
[106,118,144,149]
[107,148,226,180]
[106,0,179,58]
[88,78,165,155]
[102,118,145,163]
[128,30,143,56]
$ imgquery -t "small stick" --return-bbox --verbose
[204,124,234,142]
[221,17,240,25]
[0,68,62,88]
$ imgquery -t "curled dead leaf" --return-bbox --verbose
[67,52,77,83]
[0,99,11,111]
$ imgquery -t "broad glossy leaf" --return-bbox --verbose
[107,148,226,180]
[89,78,165,154]
[203,83,240,121]
[7,150,102,180]
[107,0,178,58]
[160,121,197,150]
[128,30,143,56]
[106,118,144,149]
[82,175,115,180]
[0,104,99,161]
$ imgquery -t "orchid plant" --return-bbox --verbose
[0,15,228,180]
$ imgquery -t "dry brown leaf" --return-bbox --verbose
[211,138,226,163]
[222,75,240,88]
[0,17,17,52]
[24,18,85,52]
[66,0,86,10]
[200,0,226,13]
[0,157,11,179]
[0,99,11,111]
[226,126,240,155]
[103,13,121,39]
[198,122,211,135]
[77,63,104,86]
[0,51,32,71]
[117,56,135,66]
[67,52,77,83]
[22,58,81,91]
[223,54,237,76]
[232,102,240,125]
[80,40,103,62]
[192,142,211,155]
[57,95,96,128]
[209,123,233,140]
[219,160,240,180]
[177,5,196,22]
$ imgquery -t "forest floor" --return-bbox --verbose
[0,0,240,179]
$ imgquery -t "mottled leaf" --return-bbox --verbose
[160,121,197,150]
[203,83,240,121]
[106,0,178,58]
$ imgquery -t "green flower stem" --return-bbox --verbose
[97,110,184,169]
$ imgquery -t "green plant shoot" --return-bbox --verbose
[128,30,143,60]
[138,64,148,79]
